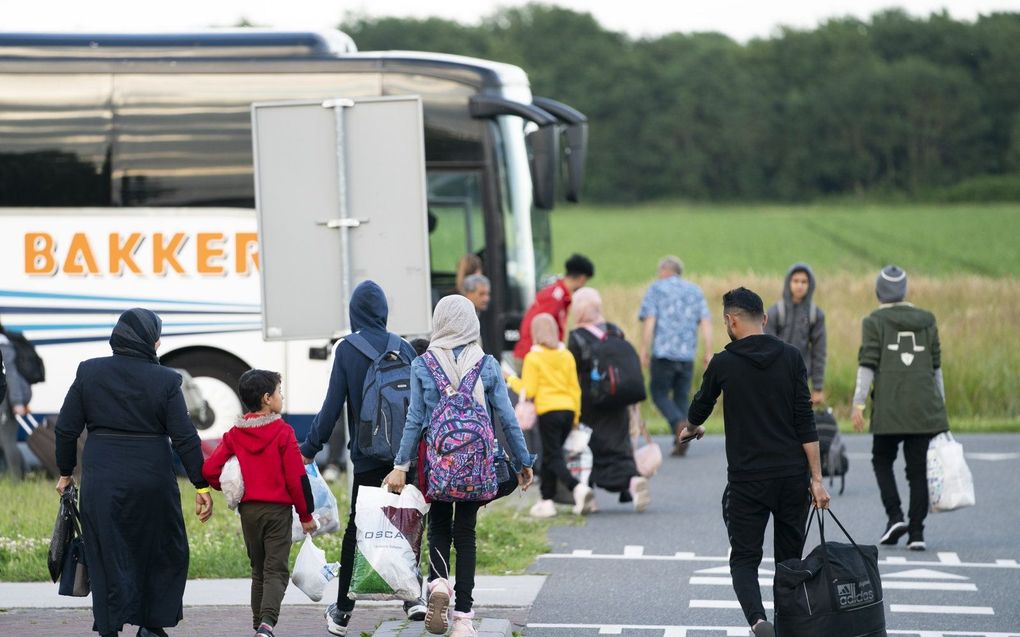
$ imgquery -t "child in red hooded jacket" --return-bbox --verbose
[203,369,316,637]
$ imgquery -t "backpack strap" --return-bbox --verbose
[809,302,818,327]
[421,351,454,395]
[345,332,381,361]
[385,333,403,357]
[776,302,786,332]
[456,357,487,395]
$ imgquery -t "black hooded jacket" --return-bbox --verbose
[300,281,416,472]
[688,334,817,482]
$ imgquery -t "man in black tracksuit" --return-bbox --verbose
[683,287,830,637]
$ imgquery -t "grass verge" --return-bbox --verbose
[0,476,567,582]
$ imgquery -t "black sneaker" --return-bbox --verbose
[879,520,908,545]
[404,598,427,621]
[325,603,352,636]
[908,533,926,551]
[255,623,275,637]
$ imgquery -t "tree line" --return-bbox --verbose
[342,5,1020,202]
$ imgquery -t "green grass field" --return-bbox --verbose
[550,203,1020,283]
[548,203,1020,429]
[0,477,563,583]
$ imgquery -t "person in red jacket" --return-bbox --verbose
[513,254,595,364]
[204,369,316,637]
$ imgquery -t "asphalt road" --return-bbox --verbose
[525,433,1020,637]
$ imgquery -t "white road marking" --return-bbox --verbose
[884,568,970,580]
[890,604,995,615]
[624,545,645,557]
[694,565,773,575]
[539,551,1020,568]
[528,624,1020,637]
[688,576,976,591]
[938,551,963,564]
[690,599,773,610]
[598,627,622,634]
[966,452,1020,461]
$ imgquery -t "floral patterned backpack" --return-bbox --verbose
[421,352,498,502]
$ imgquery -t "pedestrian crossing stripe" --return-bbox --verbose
[539,551,1020,569]
[527,624,1020,637]
[688,575,977,591]
[884,568,970,580]
[688,600,995,615]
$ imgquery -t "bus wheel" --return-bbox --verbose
[161,350,249,441]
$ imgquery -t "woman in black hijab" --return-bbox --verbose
[55,309,213,637]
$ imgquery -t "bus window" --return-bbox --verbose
[111,73,380,207]
[383,72,485,163]
[427,170,484,302]
[0,74,112,206]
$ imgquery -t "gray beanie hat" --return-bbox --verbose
[876,265,907,303]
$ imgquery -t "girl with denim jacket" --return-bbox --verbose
[384,295,534,637]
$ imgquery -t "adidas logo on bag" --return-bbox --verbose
[835,580,875,608]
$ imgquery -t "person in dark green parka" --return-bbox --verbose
[851,266,949,552]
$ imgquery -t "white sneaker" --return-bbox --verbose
[630,476,650,513]
[529,499,557,518]
[572,483,595,515]
[449,611,477,637]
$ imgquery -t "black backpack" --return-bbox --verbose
[774,508,886,636]
[575,325,647,409]
[1,329,45,385]
[815,408,849,495]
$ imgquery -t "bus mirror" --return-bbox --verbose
[528,124,559,210]
[532,97,588,203]
[469,95,560,208]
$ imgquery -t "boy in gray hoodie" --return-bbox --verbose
[765,263,827,405]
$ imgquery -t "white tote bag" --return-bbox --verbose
[349,485,429,601]
[220,456,244,510]
[927,432,976,512]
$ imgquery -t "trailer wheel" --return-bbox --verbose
[161,349,249,440]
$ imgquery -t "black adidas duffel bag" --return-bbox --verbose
[774,508,886,637]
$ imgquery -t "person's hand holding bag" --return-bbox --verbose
[383,468,406,493]
[517,466,534,491]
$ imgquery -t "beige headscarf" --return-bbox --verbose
[530,313,560,349]
[571,287,605,328]
[427,295,486,404]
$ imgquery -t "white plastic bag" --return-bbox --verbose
[349,485,428,601]
[220,456,244,510]
[563,424,593,455]
[291,536,333,602]
[927,432,975,512]
[292,464,341,542]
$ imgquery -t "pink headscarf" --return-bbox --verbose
[530,313,560,349]
[571,287,605,328]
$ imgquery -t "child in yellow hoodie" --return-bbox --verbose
[507,313,593,518]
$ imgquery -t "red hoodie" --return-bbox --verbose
[513,279,572,360]
[203,412,314,523]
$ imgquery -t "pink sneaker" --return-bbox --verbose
[425,578,452,634]
[449,610,477,637]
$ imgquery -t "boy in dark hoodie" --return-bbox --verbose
[684,287,829,637]
[299,280,423,635]
[765,262,827,405]
[203,369,316,637]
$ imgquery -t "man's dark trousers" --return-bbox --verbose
[722,474,811,626]
[872,433,933,535]
[649,358,694,434]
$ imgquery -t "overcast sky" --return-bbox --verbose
[3,0,1018,41]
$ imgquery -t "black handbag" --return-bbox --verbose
[774,508,886,637]
[54,487,90,597]
[48,485,77,582]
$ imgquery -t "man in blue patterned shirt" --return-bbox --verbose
[639,256,713,456]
